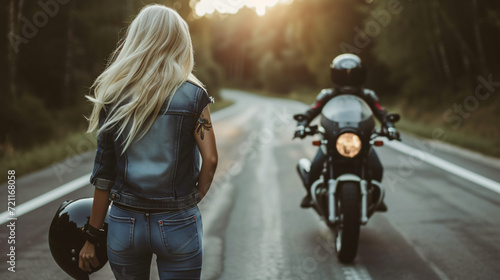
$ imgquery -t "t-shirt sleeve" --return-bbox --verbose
[196,88,214,117]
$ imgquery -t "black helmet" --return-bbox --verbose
[330,53,366,87]
[48,198,109,280]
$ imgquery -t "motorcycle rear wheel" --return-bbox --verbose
[335,181,361,263]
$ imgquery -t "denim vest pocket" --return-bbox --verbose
[108,214,135,253]
[159,215,199,256]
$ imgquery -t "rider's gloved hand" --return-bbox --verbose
[383,123,400,140]
[294,125,306,139]
[387,127,400,140]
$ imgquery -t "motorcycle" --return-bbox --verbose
[294,94,400,263]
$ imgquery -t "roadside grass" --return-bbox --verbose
[1,98,233,182]
[4,85,497,183]
[392,105,500,157]
[1,132,97,180]
[210,98,234,113]
[245,87,500,158]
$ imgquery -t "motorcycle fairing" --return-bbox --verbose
[319,95,375,144]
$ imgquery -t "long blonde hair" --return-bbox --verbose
[86,4,204,152]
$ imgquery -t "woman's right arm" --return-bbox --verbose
[194,106,218,200]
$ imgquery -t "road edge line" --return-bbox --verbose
[385,140,500,194]
[0,173,91,225]
[0,104,238,226]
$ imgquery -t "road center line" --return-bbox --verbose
[4,98,500,227]
[341,266,373,280]
[385,140,500,194]
[0,173,91,225]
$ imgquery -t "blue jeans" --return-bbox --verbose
[107,204,203,280]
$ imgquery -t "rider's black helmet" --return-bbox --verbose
[48,198,108,280]
[330,54,366,87]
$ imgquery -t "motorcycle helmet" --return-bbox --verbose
[48,198,109,280]
[330,53,366,87]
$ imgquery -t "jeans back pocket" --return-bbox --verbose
[159,215,199,256]
[108,214,135,253]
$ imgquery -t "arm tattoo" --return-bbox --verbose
[196,115,212,140]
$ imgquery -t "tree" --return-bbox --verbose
[5,0,25,105]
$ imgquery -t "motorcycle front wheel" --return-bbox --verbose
[335,181,361,263]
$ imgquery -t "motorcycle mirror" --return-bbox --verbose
[386,113,400,123]
[293,114,305,122]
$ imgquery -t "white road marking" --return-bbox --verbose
[0,105,234,226]
[385,140,500,194]
[0,173,91,225]
[3,91,500,239]
[341,266,372,280]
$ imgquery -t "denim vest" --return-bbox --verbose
[89,81,213,210]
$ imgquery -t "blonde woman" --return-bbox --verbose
[78,5,217,279]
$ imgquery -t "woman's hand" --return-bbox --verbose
[78,187,110,272]
[79,241,100,273]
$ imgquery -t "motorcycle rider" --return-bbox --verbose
[294,53,399,208]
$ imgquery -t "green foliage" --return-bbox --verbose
[191,18,224,99]
[0,100,232,181]
[257,52,291,94]
[4,0,500,166]
[209,0,366,91]
[0,94,56,150]
[0,93,91,156]
[372,0,500,106]
[0,131,97,180]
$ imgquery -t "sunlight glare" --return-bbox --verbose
[194,0,293,17]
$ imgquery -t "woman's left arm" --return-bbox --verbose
[194,106,218,201]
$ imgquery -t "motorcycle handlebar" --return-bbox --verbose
[371,129,401,141]
[295,125,401,141]
[306,125,319,135]
[293,124,323,140]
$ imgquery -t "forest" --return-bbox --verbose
[1,0,500,169]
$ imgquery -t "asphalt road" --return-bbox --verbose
[1,89,500,280]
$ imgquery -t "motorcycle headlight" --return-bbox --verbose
[336,133,362,158]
